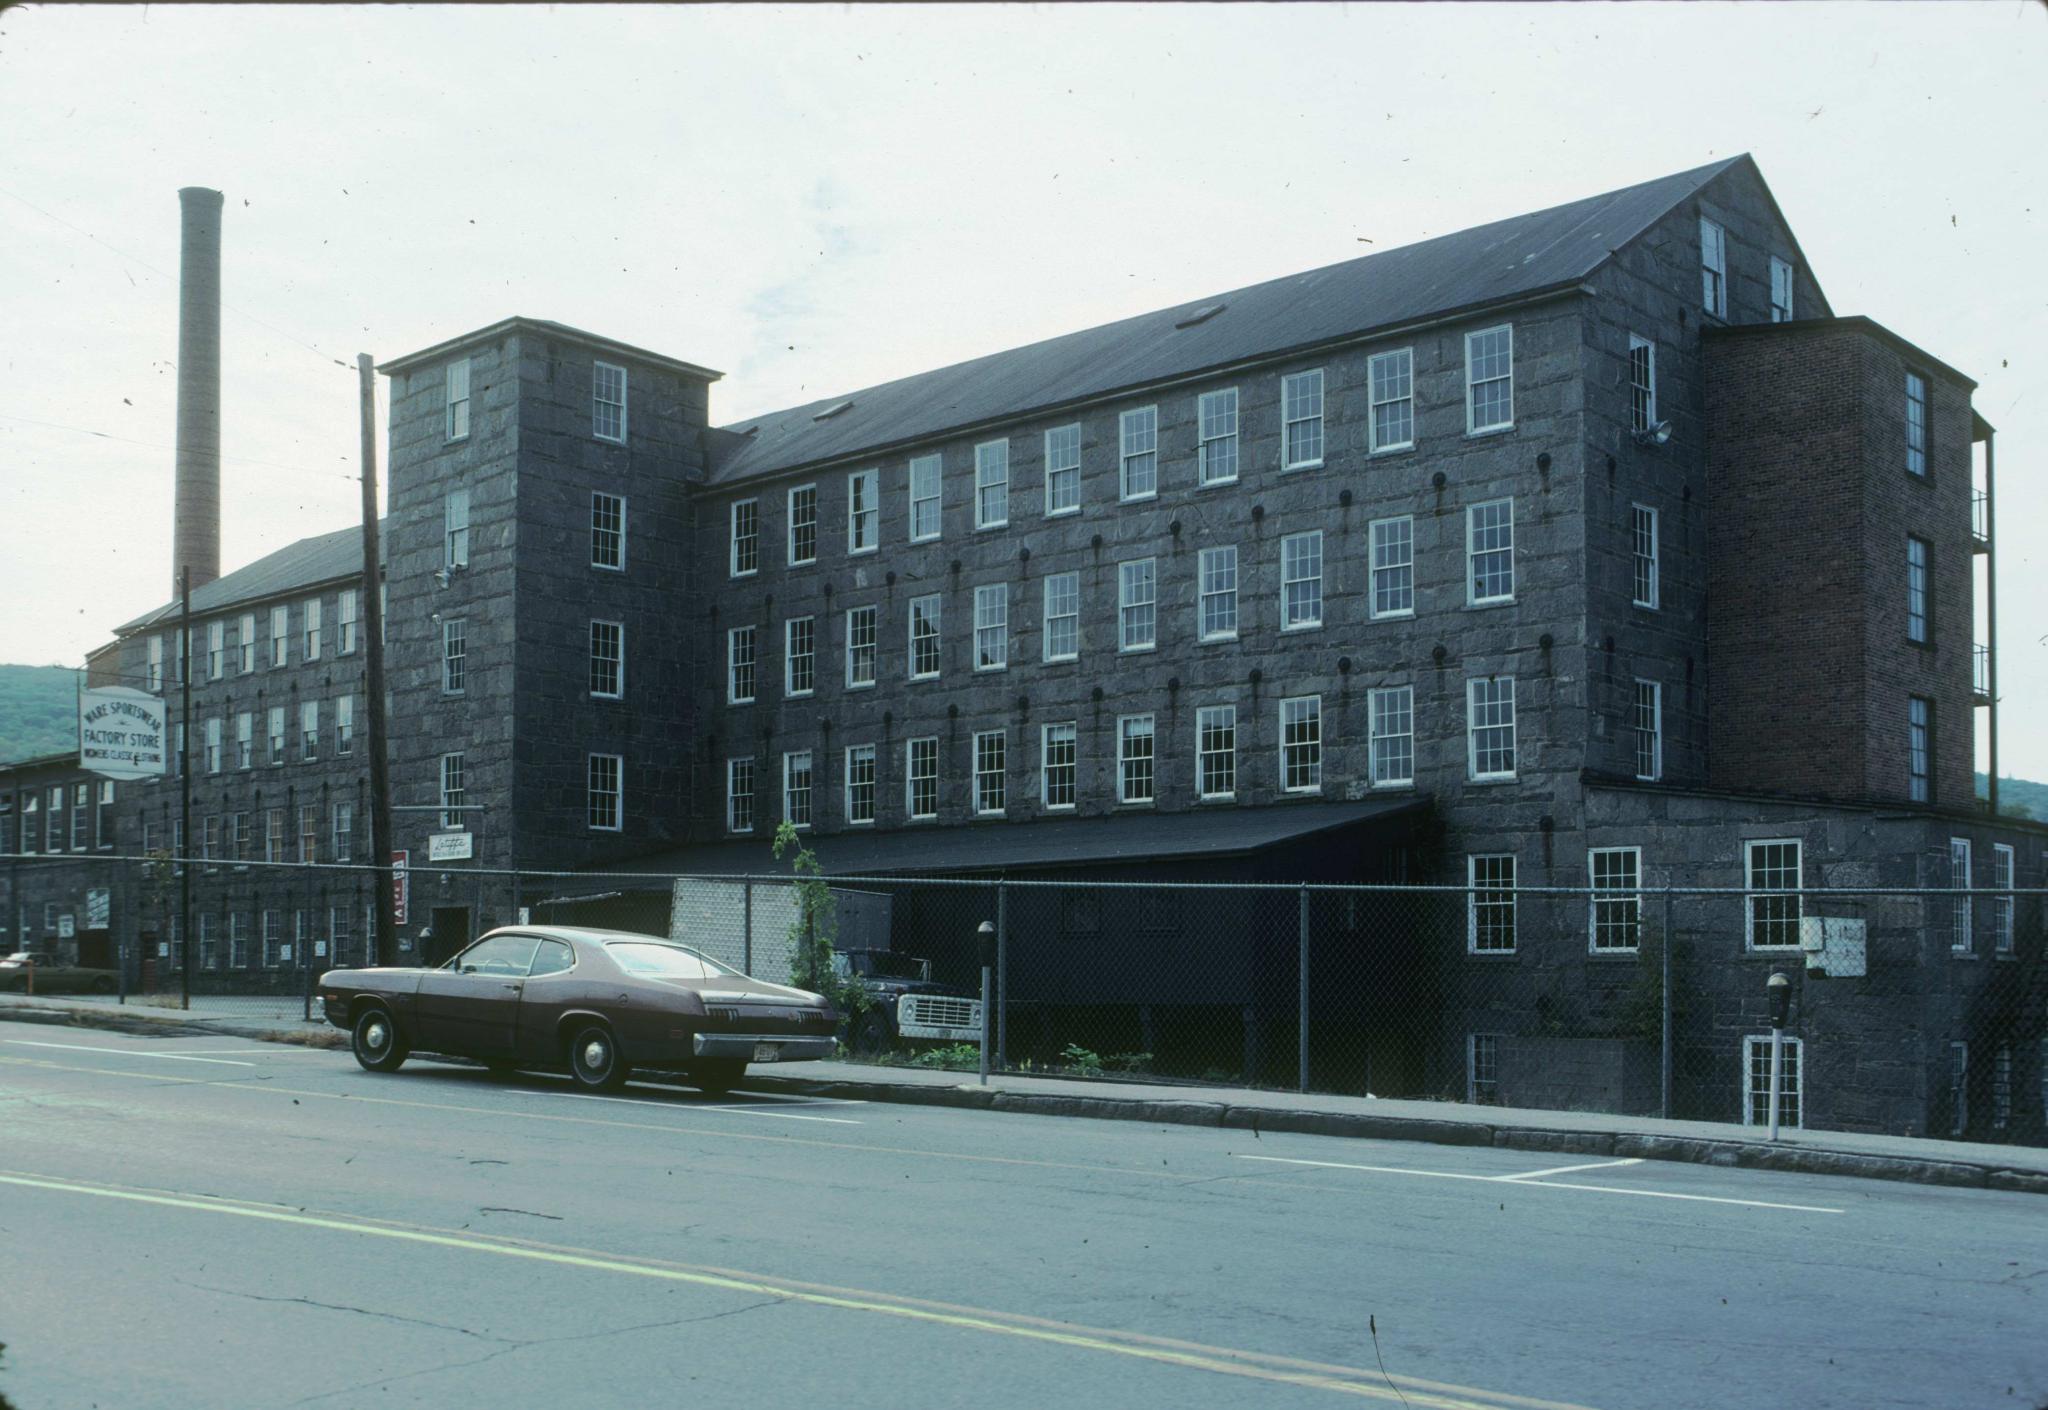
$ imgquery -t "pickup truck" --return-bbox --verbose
[834,947,984,1056]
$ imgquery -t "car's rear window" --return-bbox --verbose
[607,943,738,980]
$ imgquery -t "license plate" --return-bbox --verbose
[752,1043,779,1063]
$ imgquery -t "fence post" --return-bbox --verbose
[1660,887,1674,1120]
[303,941,313,1022]
[1298,883,1310,1094]
[996,882,1008,1072]
[742,879,753,977]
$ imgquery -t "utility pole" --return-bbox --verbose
[179,566,192,1011]
[358,353,396,968]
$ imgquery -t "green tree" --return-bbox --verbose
[770,821,869,1018]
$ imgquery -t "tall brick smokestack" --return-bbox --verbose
[173,186,224,594]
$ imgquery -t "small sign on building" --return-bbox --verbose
[85,888,111,930]
[57,915,75,939]
[78,686,168,780]
[392,850,411,926]
[427,830,474,862]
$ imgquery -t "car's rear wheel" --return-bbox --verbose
[849,1010,891,1058]
[566,1024,630,1091]
[692,1058,746,1094]
[352,1006,409,1073]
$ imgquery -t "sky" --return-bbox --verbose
[1,3,2043,773]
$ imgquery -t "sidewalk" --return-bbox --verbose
[6,991,2044,1195]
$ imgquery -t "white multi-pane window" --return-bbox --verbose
[235,711,253,770]
[332,801,353,863]
[239,612,258,671]
[1370,516,1414,619]
[1280,531,1323,630]
[1368,348,1414,452]
[303,597,323,660]
[1040,723,1077,809]
[43,789,61,853]
[1905,372,1929,477]
[1196,705,1236,800]
[1589,847,1642,953]
[1950,1040,1970,1136]
[1950,837,1974,954]
[147,635,163,691]
[336,695,354,757]
[205,717,223,774]
[785,617,815,696]
[1119,406,1158,501]
[445,357,471,440]
[590,620,624,699]
[1043,426,1081,516]
[906,737,939,820]
[1280,696,1322,793]
[588,753,623,831]
[909,595,942,679]
[1629,334,1656,432]
[727,626,756,704]
[1369,686,1413,788]
[1907,535,1930,642]
[1769,256,1795,323]
[727,758,755,834]
[1198,546,1238,641]
[1632,506,1660,609]
[1119,559,1157,651]
[974,441,1009,529]
[1468,855,1516,954]
[845,744,877,825]
[730,500,759,577]
[298,805,319,864]
[1700,217,1727,318]
[1909,696,1932,803]
[338,591,358,654]
[848,468,879,551]
[1633,680,1663,782]
[442,618,467,694]
[1197,389,1238,485]
[973,730,1006,815]
[845,606,877,688]
[267,707,285,766]
[270,605,289,667]
[440,752,465,829]
[782,751,813,829]
[1118,715,1155,805]
[591,492,625,571]
[1465,325,1514,433]
[1467,676,1516,780]
[207,621,224,680]
[909,453,944,540]
[70,785,88,850]
[1745,840,1802,951]
[1281,368,1324,469]
[1043,573,1080,662]
[205,815,223,865]
[973,585,1007,671]
[592,361,627,442]
[444,488,470,570]
[1468,1033,1501,1105]
[1742,1035,1802,1129]
[1993,843,2015,955]
[1467,499,1514,605]
[788,484,818,565]
[262,911,285,969]
[96,781,113,850]
[1994,1043,2013,1131]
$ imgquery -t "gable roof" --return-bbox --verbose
[707,156,1748,486]
[115,521,385,635]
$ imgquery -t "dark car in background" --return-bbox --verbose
[836,946,984,1056]
[0,951,117,995]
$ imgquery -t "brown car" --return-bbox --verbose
[317,926,838,1092]
[0,951,119,995]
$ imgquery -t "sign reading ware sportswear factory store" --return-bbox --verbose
[78,687,167,780]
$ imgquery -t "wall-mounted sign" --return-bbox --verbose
[427,830,474,862]
[57,915,75,939]
[79,687,167,780]
[392,850,411,926]
[85,888,111,929]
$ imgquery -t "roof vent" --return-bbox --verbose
[1174,303,1226,330]
[812,401,854,421]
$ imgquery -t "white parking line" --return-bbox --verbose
[3,1040,254,1068]
[1233,1154,1843,1214]
[1497,1157,1644,1182]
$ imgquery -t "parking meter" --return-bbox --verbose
[976,921,995,1084]
[1765,971,1791,1140]
[1767,970,1792,1029]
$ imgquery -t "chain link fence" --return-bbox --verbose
[4,852,2044,1144]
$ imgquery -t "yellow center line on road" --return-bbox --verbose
[0,1166,1605,1410]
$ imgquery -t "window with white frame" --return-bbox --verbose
[147,635,163,691]
[782,751,813,829]
[262,911,285,969]
[785,617,815,696]
[1629,334,1656,433]
[1043,427,1081,516]
[593,361,627,442]
[1745,840,1802,950]
[1368,348,1414,453]
[298,805,318,864]
[974,441,1009,529]
[727,626,756,704]
[96,781,112,850]
[1632,505,1660,610]
[1949,1039,1970,1136]
[1994,1043,2013,1130]
[1907,535,1930,643]
[338,592,358,654]
[228,810,247,864]
[304,598,323,660]
[1118,715,1155,805]
[445,489,470,570]
[1589,847,1642,953]
[440,752,465,829]
[588,753,622,830]
[330,906,351,961]
[1281,369,1324,468]
[206,620,224,680]
[1993,843,2015,955]
[788,484,818,565]
[204,815,221,864]
[1198,546,1238,641]
[70,784,87,850]
[845,744,877,825]
[1119,558,1157,651]
[445,357,471,440]
[910,453,944,540]
[1468,1033,1501,1105]
[1467,676,1516,780]
[591,492,626,571]
[1196,705,1235,800]
[1198,389,1238,485]
[1633,680,1662,781]
[1909,696,1932,803]
[849,468,879,551]
[1950,837,1974,953]
[727,758,755,833]
[1044,573,1080,662]
[1370,517,1414,619]
[1040,723,1077,809]
[973,585,1007,671]
[230,912,251,968]
[973,730,1006,815]
[1906,372,1929,477]
[730,500,758,577]
[1467,499,1514,604]
[205,717,222,774]
[1700,218,1727,318]
[590,620,624,699]
[907,737,939,820]
[195,914,217,970]
[1465,325,1514,433]
[1369,686,1413,788]
[1280,696,1321,792]
[442,618,466,694]
[1119,406,1158,501]
[1743,1035,1802,1129]
[332,800,353,863]
[845,605,877,688]
[1281,531,1322,630]
[235,711,253,770]
[1468,855,1515,953]
[909,595,942,679]
[237,612,256,672]
[270,605,289,667]
[267,707,285,765]
[1769,256,1795,323]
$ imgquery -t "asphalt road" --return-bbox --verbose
[2,1019,2044,1410]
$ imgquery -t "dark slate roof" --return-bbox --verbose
[380,316,723,382]
[599,797,1426,881]
[115,521,385,635]
[708,157,1747,485]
